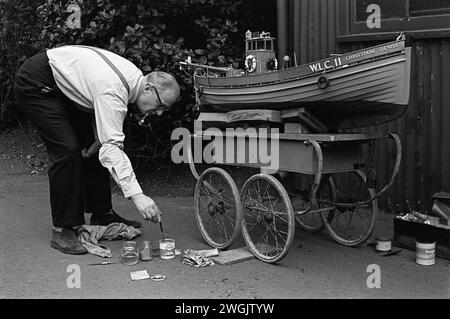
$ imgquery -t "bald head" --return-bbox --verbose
[136,71,181,114]
[145,72,180,107]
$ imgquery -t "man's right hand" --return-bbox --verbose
[131,193,162,223]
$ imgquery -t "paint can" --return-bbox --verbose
[375,236,392,252]
[416,241,436,266]
[159,238,176,260]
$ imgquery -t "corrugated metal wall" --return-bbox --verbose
[277,0,341,63]
[277,0,450,211]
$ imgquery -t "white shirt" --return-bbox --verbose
[47,46,145,198]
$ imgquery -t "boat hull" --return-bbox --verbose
[195,47,411,130]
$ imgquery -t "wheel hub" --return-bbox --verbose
[255,211,274,224]
[207,203,216,216]
[263,213,274,223]
[207,201,226,216]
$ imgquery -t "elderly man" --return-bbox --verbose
[14,46,180,255]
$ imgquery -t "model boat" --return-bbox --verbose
[181,31,411,131]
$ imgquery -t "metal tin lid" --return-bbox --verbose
[375,235,392,242]
[151,274,166,282]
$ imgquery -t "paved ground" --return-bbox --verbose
[1,137,449,299]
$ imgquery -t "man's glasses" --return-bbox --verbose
[138,84,168,126]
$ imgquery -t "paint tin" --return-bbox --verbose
[159,239,176,260]
[375,236,392,252]
[416,241,436,266]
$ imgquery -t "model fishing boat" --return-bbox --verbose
[181,31,411,131]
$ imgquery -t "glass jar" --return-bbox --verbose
[121,241,139,266]
[159,238,176,260]
[140,240,153,262]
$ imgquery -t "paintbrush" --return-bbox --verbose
[159,221,166,241]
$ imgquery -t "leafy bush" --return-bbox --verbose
[0,0,42,126]
[0,0,276,167]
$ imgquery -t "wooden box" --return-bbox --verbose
[393,219,450,260]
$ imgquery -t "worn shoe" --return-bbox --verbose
[90,210,142,228]
[51,228,88,255]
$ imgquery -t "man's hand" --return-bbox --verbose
[81,140,102,159]
[131,193,162,223]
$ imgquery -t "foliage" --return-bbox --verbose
[0,0,276,166]
[0,0,42,126]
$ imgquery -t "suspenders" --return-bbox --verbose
[70,45,132,142]
[74,45,131,94]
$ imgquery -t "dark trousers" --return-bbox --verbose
[14,51,112,228]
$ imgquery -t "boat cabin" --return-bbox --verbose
[244,30,277,74]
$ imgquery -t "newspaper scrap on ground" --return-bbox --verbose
[182,249,219,268]
[130,270,150,281]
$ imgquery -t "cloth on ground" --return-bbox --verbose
[76,223,141,258]
[182,249,215,268]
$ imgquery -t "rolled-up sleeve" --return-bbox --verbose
[94,91,143,198]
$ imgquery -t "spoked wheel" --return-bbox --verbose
[194,167,242,250]
[241,174,295,263]
[320,171,377,247]
[291,175,328,233]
